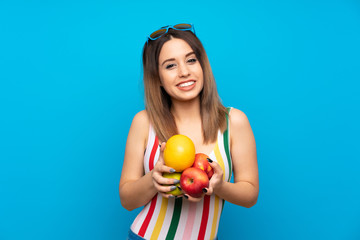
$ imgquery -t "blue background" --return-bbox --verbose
[1,0,360,239]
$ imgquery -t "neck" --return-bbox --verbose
[170,96,201,124]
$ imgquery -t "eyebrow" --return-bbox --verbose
[161,51,196,66]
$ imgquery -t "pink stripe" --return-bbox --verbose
[183,202,197,239]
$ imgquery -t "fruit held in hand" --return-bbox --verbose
[164,134,195,172]
[163,172,182,196]
[193,153,214,179]
[180,167,209,198]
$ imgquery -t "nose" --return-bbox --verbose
[178,63,190,78]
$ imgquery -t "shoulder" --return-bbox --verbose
[129,110,150,139]
[228,107,251,129]
[228,108,255,153]
[127,110,150,151]
[132,110,150,126]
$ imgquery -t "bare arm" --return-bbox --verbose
[206,108,259,208]
[119,111,179,211]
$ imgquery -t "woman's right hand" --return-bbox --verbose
[151,142,181,198]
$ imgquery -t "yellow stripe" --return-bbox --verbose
[210,195,220,239]
[150,197,168,240]
[214,142,226,181]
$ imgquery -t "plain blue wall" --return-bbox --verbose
[1,0,359,239]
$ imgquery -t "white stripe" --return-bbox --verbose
[144,125,155,174]
[153,147,160,168]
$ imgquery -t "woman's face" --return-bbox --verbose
[158,38,204,102]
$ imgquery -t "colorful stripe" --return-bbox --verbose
[165,198,183,239]
[131,203,147,233]
[137,134,159,237]
[158,198,175,237]
[224,107,232,181]
[138,196,157,237]
[214,142,226,180]
[150,197,168,239]
[183,201,197,239]
[198,195,210,240]
[149,136,158,171]
[210,196,220,239]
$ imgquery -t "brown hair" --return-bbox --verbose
[142,28,227,143]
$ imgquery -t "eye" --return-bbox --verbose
[187,58,197,63]
[165,63,176,69]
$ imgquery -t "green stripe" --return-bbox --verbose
[224,107,232,182]
[165,198,182,240]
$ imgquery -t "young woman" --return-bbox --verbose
[119,24,259,240]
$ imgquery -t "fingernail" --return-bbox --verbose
[207,158,213,163]
[170,168,176,173]
[170,186,177,191]
[177,186,182,191]
[184,195,189,199]
[174,180,180,184]
[202,188,207,193]
[168,195,175,198]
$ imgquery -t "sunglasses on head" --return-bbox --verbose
[146,23,195,44]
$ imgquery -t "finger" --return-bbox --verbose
[154,161,176,174]
[183,194,203,202]
[161,193,183,199]
[161,193,173,199]
[153,174,178,185]
[156,142,166,164]
[153,181,178,193]
[207,158,223,174]
[203,186,213,195]
[160,142,166,151]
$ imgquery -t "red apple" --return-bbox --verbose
[193,153,214,179]
[180,167,209,198]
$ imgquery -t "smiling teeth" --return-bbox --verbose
[179,81,195,87]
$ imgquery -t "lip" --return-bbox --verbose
[176,80,196,91]
[176,80,196,86]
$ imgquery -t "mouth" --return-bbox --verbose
[177,80,196,88]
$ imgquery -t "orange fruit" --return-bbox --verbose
[163,172,182,196]
[164,134,195,172]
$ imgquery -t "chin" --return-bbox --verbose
[174,90,203,102]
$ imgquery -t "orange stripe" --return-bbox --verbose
[150,197,168,239]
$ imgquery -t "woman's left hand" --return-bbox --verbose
[203,159,224,196]
[183,159,224,201]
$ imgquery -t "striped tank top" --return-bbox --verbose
[131,108,232,240]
